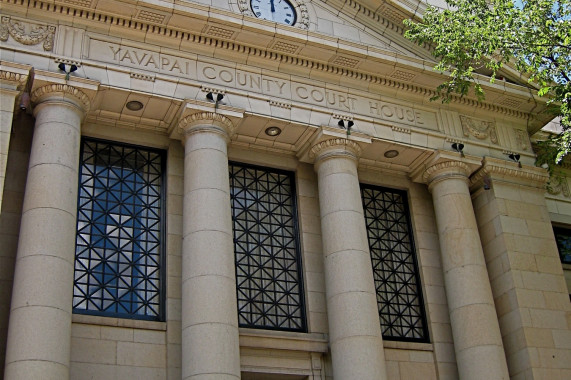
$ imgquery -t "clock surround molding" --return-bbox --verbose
[232,0,311,29]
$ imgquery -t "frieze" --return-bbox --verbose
[88,39,439,130]
[460,115,498,144]
[0,16,55,51]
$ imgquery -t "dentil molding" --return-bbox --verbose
[470,157,549,189]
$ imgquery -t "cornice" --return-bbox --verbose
[31,83,91,111]
[470,157,549,189]
[0,0,543,121]
[317,0,430,54]
[178,112,236,138]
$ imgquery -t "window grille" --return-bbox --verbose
[73,138,165,320]
[361,185,428,342]
[229,163,306,332]
[553,226,571,264]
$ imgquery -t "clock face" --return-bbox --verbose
[250,0,297,26]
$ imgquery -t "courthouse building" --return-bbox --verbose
[1,0,570,379]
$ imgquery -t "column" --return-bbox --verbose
[424,161,509,380]
[0,63,31,213]
[4,83,91,380]
[0,63,31,375]
[179,112,241,380]
[311,138,388,380]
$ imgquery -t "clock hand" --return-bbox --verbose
[270,0,275,13]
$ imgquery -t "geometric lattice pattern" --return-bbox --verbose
[229,163,306,332]
[554,226,571,264]
[361,185,428,342]
[73,139,164,320]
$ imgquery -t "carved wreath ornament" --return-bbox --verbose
[459,115,498,144]
[234,0,310,29]
[0,16,55,51]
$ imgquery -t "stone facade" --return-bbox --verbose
[0,0,569,379]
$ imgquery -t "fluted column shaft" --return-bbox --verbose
[180,113,241,380]
[426,162,509,380]
[4,86,87,380]
[312,139,387,380]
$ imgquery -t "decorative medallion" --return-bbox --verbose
[459,115,498,144]
[514,128,530,151]
[547,177,571,198]
[0,16,55,51]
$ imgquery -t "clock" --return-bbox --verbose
[250,0,297,26]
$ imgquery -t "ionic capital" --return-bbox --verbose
[31,83,91,113]
[178,112,235,141]
[424,160,471,187]
[309,138,362,165]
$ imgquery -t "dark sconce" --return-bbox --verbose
[19,91,30,111]
[508,153,522,168]
[451,142,465,157]
[483,176,492,191]
[338,119,354,136]
[19,71,33,111]
[58,63,78,80]
[206,92,224,110]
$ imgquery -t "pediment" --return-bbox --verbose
[226,0,433,60]
[226,0,434,60]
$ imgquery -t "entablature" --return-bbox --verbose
[0,0,553,132]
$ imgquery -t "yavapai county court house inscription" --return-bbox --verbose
[88,38,438,130]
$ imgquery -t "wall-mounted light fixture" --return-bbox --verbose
[451,142,465,157]
[19,91,30,111]
[483,176,492,190]
[58,63,77,80]
[507,153,522,168]
[338,119,354,136]
[206,92,224,111]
